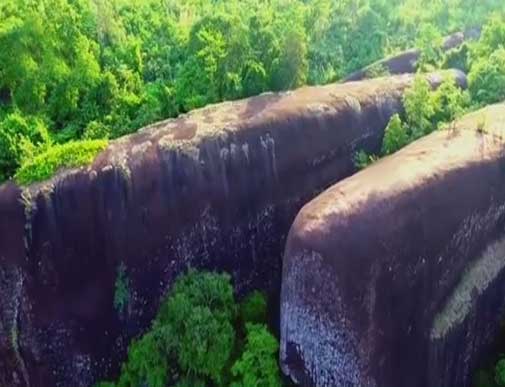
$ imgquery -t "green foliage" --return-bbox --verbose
[94,383,116,387]
[114,263,130,315]
[403,75,436,139]
[442,43,470,73]
[365,63,390,79]
[231,324,282,387]
[272,26,308,91]
[402,74,469,139]
[14,139,107,185]
[497,359,505,386]
[364,73,470,162]
[354,150,378,170]
[381,114,408,155]
[117,329,173,387]
[1,0,504,182]
[155,271,236,384]
[431,76,471,124]
[415,24,443,71]
[96,270,282,387]
[468,48,505,106]
[240,291,268,325]
[474,369,497,387]
[0,111,50,182]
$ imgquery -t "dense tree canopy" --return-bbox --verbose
[1,0,504,184]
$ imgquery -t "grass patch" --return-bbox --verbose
[15,140,108,185]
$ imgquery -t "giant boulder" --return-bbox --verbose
[343,29,479,82]
[0,71,463,387]
[280,104,505,387]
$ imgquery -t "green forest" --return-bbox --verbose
[1,0,505,185]
[4,1,505,387]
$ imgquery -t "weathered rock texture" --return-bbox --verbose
[280,104,505,387]
[343,29,480,82]
[0,71,463,387]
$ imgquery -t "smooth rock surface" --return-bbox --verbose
[280,104,505,387]
[0,71,462,387]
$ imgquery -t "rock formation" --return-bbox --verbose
[0,71,463,387]
[343,29,480,82]
[280,104,505,387]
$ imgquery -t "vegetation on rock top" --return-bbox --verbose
[1,0,505,184]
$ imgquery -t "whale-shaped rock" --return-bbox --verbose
[0,71,464,387]
[280,103,505,387]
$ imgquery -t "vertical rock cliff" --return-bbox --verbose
[0,71,463,387]
[280,104,505,387]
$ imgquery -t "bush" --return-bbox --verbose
[365,63,390,79]
[354,150,377,170]
[0,112,50,182]
[114,263,130,315]
[117,329,173,387]
[468,48,505,106]
[240,291,268,325]
[403,75,435,139]
[415,24,444,71]
[155,271,236,384]
[442,43,470,73]
[231,324,282,387]
[15,139,108,185]
[496,358,505,386]
[403,74,469,140]
[430,75,470,125]
[381,114,408,155]
[95,270,283,387]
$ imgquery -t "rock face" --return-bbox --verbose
[0,71,463,387]
[343,29,479,82]
[280,104,505,387]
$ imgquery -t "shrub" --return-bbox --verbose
[177,305,235,383]
[497,358,505,386]
[415,24,443,71]
[117,329,174,387]
[155,270,237,384]
[442,43,470,73]
[156,271,236,327]
[403,75,435,139]
[231,324,282,387]
[15,139,108,185]
[95,271,283,387]
[381,114,407,155]
[430,76,470,125]
[474,369,496,387]
[240,291,268,325]
[354,150,377,170]
[468,48,505,106]
[0,112,50,182]
[83,120,111,140]
[114,263,130,315]
[365,63,390,79]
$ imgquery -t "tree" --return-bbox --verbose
[0,112,49,182]
[468,48,505,106]
[416,24,443,71]
[231,324,282,387]
[403,75,436,139]
[155,271,237,384]
[430,75,470,124]
[272,26,308,90]
[117,330,173,387]
[240,291,268,325]
[381,114,408,155]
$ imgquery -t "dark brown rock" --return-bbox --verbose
[280,104,505,387]
[0,71,463,387]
